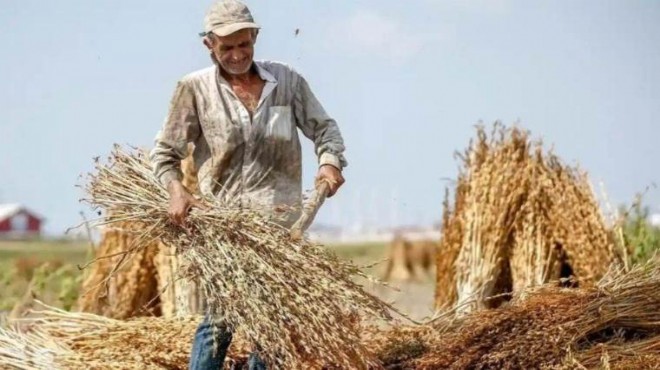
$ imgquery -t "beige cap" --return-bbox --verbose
[202,0,260,37]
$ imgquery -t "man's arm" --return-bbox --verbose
[149,79,204,225]
[293,76,347,196]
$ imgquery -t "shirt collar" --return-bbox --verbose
[215,60,277,86]
[253,61,277,83]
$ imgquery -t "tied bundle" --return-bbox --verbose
[81,145,395,369]
[436,124,617,313]
[0,308,212,370]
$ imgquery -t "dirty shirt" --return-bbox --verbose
[149,60,347,226]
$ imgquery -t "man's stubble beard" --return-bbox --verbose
[219,53,254,76]
[210,53,253,76]
[222,61,252,75]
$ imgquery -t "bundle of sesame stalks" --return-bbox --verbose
[80,145,396,369]
[436,124,618,314]
[0,307,218,370]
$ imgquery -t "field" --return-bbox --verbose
[333,242,437,320]
[0,241,89,312]
[0,239,436,322]
[2,208,657,322]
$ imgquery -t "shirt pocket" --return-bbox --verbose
[266,106,293,141]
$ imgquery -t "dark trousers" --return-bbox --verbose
[189,317,267,370]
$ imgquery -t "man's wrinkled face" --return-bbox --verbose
[205,29,256,75]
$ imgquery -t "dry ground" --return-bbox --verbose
[330,242,437,322]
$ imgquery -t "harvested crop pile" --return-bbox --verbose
[381,236,437,283]
[76,223,202,319]
[78,145,396,369]
[436,124,619,313]
[76,224,162,319]
[0,306,249,370]
[385,257,660,369]
[2,258,659,369]
[434,186,465,308]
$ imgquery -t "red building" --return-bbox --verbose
[0,204,44,238]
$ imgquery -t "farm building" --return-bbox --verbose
[0,203,44,238]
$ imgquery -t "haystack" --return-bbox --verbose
[381,235,437,282]
[436,124,619,313]
[76,224,161,319]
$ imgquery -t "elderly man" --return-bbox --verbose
[149,0,347,369]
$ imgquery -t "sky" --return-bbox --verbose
[1,0,659,235]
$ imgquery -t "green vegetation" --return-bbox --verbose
[0,240,87,312]
[329,242,387,261]
[619,203,660,265]
[0,240,89,262]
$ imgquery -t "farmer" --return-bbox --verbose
[149,0,347,369]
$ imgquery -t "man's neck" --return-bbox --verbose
[221,64,259,85]
[218,63,266,115]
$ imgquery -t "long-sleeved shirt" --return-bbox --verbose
[150,60,347,226]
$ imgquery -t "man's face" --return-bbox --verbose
[205,29,256,75]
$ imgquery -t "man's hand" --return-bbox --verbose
[316,164,345,197]
[167,180,207,226]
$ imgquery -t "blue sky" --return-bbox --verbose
[1,0,659,235]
